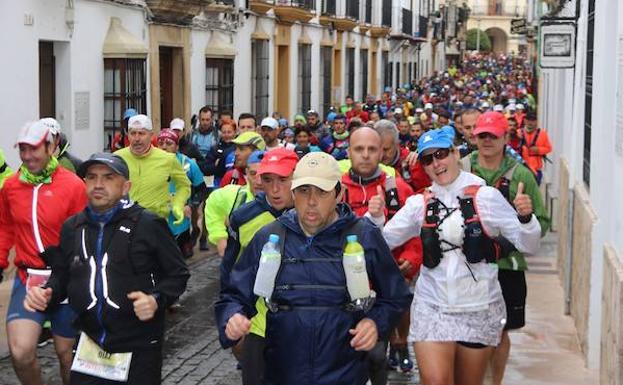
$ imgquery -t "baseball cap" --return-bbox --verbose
[283,128,295,137]
[128,114,153,131]
[326,112,337,122]
[260,117,279,130]
[170,118,185,131]
[473,111,509,138]
[294,114,307,124]
[16,120,53,147]
[247,150,265,165]
[257,148,298,177]
[123,108,138,120]
[415,107,424,114]
[278,118,288,127]
[158,128,179,144]
[333,113,346,121]
[417,126,455,157]
[493,104,504,112]
[78,153,130,180]
[291,152,342,192]
[39,118,61,136]
[516,103,525,110]
[525,110,537,120]
[424,103,434,110]
[394,107,403,115]
[507,104,517,111]
[232,131,266,150]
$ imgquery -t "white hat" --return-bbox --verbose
[516,103,525,110]
[493,104,504,112]
[424,103,434,110]
[170,118,185,131]
[291,152,342,192]
[128,114,153,131]
[17,120,53,146]
[39,118,61,136]
[481,102,490,109]
[507,104,517,111]
[260,117,279,130]
[415,107,424,113]
[394,108,403,115]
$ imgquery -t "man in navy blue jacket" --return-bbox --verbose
[215,152,411,385]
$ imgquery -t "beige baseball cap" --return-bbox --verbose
[291,152,342,192]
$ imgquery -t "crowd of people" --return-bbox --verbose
[0,52,552,385]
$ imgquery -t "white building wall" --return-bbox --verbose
[190,29,209,118]
[0,0,148,166]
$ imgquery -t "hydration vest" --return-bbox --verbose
[420,185,501,269]
[258,219,374,313]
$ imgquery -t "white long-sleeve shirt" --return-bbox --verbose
[382,171,541,312]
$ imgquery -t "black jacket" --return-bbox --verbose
[46,203,190,353]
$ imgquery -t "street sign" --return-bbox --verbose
[511,18,527,35]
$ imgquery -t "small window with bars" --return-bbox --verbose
[360,49,368,99]
[252,40,270,119]
[298,44,312,114]
[346,48,355,99]
[206,58,234,116]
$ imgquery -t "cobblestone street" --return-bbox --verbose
[0,253,421,385]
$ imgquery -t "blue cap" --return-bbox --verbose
[247,150,265,165]
[326,112,337,122]
[417,126,455,157]
[278,118,288,127]
[123,108,138,120]
[283,128,294,137]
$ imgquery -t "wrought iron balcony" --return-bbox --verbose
[417,15,428,38]
[469,4,526,17]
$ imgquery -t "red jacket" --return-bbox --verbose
[219,167,246,187]
[0,167,87,282]
[346,109,369,123]
[389,147,432,194]
[341,170,422,279]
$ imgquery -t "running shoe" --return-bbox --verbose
[387,348,399,370]
[398,348,414,373]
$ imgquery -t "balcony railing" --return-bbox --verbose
[469,4,526,17]
[276,0,316,10]
[346,0,360,20]
[321,0,336,15]
[402,8,413,35]
[417,15,428,38]
[381,0,392,27]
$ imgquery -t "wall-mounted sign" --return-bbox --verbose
[511,18,527,35]
[539,21,576,68]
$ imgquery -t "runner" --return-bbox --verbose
[0,120,87,385]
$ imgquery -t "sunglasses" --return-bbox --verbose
[420,148,451,166]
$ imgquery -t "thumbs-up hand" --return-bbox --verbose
[513,182,533,217]
[367,185,386,219]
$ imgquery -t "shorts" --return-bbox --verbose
[6,277,77,338]
[71,347,162,385]
[498,269,527,330]
[408,298,506,347]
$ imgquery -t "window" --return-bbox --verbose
[364,0,372,23]
[346,48,355,99]
[104,58,147,148]
[396,62,401,87]
[252,40,270,119]
[584,0,595,186]
[382,0,392,27]
[298,44,312,114]
[386,59,393,90]
[408,62,413,83]
[360,49,368,98]
[322,0,336,14]
[206,58,234,115]
[346,0,360,20]
[320,46,333,118]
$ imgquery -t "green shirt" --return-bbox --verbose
[0,150,12,189]
[204,184,254,245]
[115,147,191,219]
[469,152,550,271]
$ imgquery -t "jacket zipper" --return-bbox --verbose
[95,222,107,345]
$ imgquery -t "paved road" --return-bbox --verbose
[0,254,420,384]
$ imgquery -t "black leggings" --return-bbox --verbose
[242,333,265,385]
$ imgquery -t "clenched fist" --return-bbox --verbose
[225,313,251,341]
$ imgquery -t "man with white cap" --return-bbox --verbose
[216,152,411,385]
[114,114,190,225]
[39,117,82,174]
[170,118,202,161]
[259,117,295,151]
[0,120,87,385]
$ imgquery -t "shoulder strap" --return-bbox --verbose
[228,186,248,219]
[262,220,287,255]
[529,128,541,147]
[384,176,400,211]
[502,163,519,183]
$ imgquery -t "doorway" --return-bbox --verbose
[39,41,55,118]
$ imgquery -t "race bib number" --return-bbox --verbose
[71,333,132,382]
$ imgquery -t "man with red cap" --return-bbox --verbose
[461,111,550,385]
[0,120,87,385]
[218,148,299,385]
